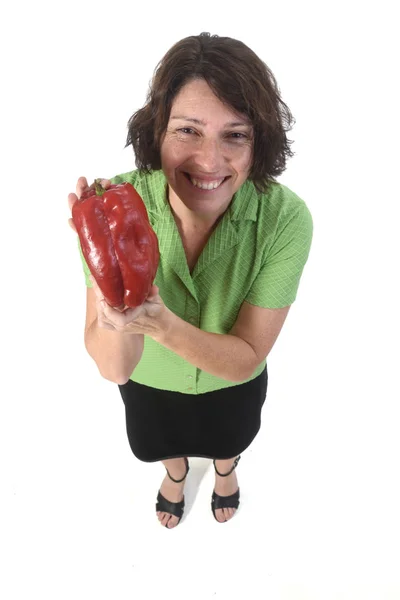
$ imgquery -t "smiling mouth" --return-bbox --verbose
[184,173,229,190]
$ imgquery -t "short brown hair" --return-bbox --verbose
[126,32,295,193]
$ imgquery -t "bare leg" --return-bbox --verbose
[156,457,188,529]
[213,457,240,523]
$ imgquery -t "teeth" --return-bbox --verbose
[189,176,224,190]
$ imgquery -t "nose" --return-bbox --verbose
[193,137,225,173]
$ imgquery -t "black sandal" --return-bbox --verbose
[155,457,190,528]
[211,455,241,522]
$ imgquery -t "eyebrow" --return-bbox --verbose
[170,116,251,128]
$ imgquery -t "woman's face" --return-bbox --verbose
[160,79,253,221]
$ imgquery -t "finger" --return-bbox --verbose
[97,318,115,331]
[76,176,89,199]
[146,289,162,304]
[101,301,142,326]
[68,218,77,232]
[90,276,105,301]
[68,192,78,212]
[98,179,112,189]
[149,285,159,296]
[88,178,111,191]
[144,285,159,302]
[96,300,116,330]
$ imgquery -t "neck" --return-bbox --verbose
[167,185,228,232]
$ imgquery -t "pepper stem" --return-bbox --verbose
[94,178,105,196]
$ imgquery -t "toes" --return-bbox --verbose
[158,512,179,528]
[214,507,238,522]
[215,509,226,523]
[222,507,236,521]
[161,513,170,527]
[167,517,178,529]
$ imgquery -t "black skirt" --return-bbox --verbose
[118,366,268,462]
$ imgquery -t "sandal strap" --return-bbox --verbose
[213,455,241,477]
[156,491,185,519]
[165,457,190,483]
[211,489,240,511]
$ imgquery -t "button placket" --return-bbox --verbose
[184,299,199,392]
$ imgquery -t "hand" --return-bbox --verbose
[67,176,111,232]
[90,275,172,341]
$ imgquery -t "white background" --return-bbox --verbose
[1,0,399,598]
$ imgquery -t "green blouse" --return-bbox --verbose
[78,169,313,394]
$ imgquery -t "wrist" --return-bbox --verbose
[153,305,175,344]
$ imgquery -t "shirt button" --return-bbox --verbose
[188,317,197,325]
[187,387,193,391]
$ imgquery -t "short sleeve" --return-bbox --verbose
[110,174,126,185]
[245,203,313,308]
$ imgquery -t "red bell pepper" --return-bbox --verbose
[72,180,160,308]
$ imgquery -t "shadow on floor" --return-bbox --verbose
[182,457,212,519]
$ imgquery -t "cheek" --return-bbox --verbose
[161,139,188,171]
[245,147,254,174]
[236,150,252,178]
[160,142,171,169]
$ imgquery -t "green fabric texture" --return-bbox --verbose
[78,169,313,393]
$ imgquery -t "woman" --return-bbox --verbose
[68,32,313,529]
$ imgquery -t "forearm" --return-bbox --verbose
[84,319,144,384]
[155,311,257,382]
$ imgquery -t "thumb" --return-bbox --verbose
[68,218,77,233]
[147,285,159,299]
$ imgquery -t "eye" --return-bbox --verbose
[178,127,196,135]
[227,132,248,140]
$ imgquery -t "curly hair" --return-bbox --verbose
[125,32,295,194]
